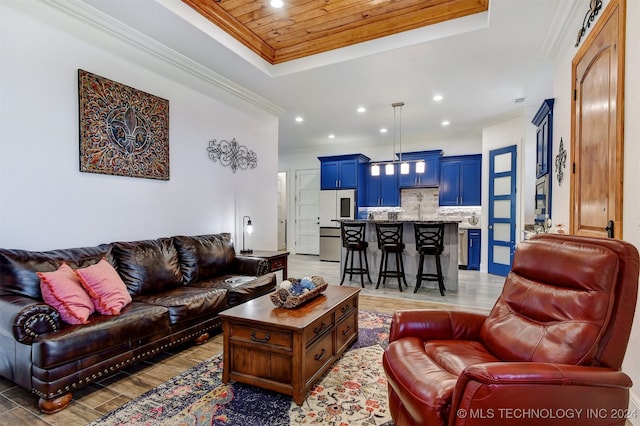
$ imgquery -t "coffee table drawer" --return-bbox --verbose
[336,311,357,353]
[230,323,292,349]
[303,311,334,345]
[336,296,357,322]
[304,331,335,382]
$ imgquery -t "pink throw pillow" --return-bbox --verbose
[38,263,95,325]
[76,258,132,315]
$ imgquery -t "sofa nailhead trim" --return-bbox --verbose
[32,320,223,400]
[24,313,59,338]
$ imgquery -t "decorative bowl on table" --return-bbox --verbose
[270,276,328,308]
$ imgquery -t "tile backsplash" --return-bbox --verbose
[400,188,439,219]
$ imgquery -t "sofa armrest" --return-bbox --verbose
[462,362,633,389]
[450,362,633,425]
[234,256,270,276]
[0,295,62,345]
[389,310,487,342]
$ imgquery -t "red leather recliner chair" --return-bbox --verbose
[383,234,639,425]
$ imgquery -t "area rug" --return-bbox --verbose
[91,310,393,426]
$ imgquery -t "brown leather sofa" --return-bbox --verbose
[383,234,639,426]
[0,233,276,413]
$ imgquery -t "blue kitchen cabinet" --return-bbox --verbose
[532,99,554,179]
[467,229,481,270]
[439,155,482,206]
[318,154,370,190]
[363,164,399,207]
[397,150,442,188]
[439,161,460,206]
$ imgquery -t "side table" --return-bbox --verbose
[249,250,290,280]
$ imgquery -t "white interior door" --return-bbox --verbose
[295,169,320,255]
[277,172,287,251]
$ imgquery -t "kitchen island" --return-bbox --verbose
[340,219,460,292]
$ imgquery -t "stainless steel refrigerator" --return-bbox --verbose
[319,189,355,261]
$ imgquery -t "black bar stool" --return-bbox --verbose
[339,222,372,287]
[375,222,407,292]
[414,223,446,296]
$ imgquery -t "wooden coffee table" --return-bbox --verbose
[220,285,360,404]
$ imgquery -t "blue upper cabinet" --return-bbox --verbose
[318,154,370,190]
[397,150,443,188]
[439,154,482,206]
[363,164,399,207]
[439,161,461,206]
[532,99,554,179]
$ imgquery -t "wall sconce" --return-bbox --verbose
[241,215,253,254]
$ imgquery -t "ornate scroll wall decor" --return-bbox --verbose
[575,0,602,47]
[78,70,170,180]
[207,138,258,173]
[555,138,567,185]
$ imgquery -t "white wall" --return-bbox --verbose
[0,1,278,251]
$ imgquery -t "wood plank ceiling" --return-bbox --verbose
[182,0,489,64]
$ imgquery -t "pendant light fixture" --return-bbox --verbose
[371,102,414,176]
[394,102,411,175]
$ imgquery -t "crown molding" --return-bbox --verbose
[540,0,582,59]
[42,0,285,116]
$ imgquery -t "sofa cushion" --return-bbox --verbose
[112,238,183,296]
[76,258,132,315]
[32,302,170,369]
[0,245,112,300]
[133,287,227,325]
[191,273,276,305]
[174,233,235,285]
[37,264,95,325]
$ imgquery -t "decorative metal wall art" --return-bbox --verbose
[575,0,602,47]
[207,138,257,173]
[78,69,170,180]
[555,138,567,185]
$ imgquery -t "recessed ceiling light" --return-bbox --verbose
[380,128,387,133]
[441,120,450,126]
[433,95,443,102]
[270,0,284,8]
[328,134,335,139]
[295,116,303,122]
[357,106,366,113]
